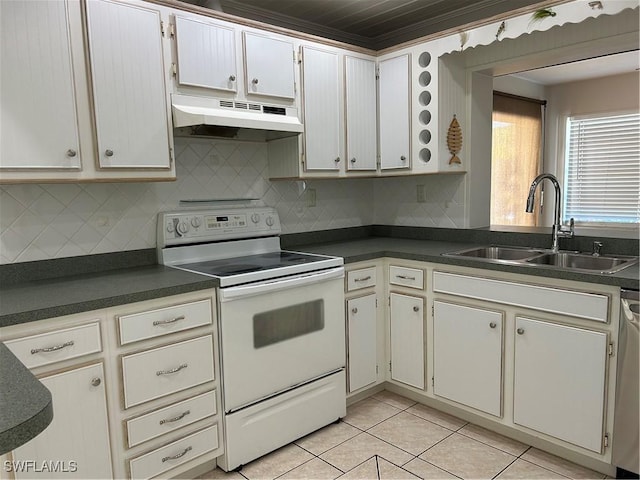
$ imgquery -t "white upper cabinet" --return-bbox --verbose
[86,0,172,169]
[174,16,237,92]
[243,32,296,99]
[345,56,377,171]
[378,54,410,170]
[301,46,341,171]
[0,0,81,170]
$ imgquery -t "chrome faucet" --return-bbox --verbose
[525,173,574,252]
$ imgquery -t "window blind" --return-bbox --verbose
[564,112,640,224]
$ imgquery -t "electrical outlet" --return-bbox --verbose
[416,184,427,203]
[305,188,316,207]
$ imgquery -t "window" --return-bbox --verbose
[491,92,545,226]
[563,112,640,225]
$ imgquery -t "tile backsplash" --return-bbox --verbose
[0,138,465,263]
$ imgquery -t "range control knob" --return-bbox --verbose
[166,222,175,233]
[265,216,275,227]
[177,221,190,235]
[191,217,202,228]
[251,213,260,224]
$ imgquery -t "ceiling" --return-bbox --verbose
[185,0,551,50]
[511,50,640,85]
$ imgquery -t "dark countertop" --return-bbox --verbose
[0,265,217,328]
[0,232,638,329]
[297,237,640,290]
[0,343,53,455]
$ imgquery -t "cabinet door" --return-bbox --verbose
[301,47,341,171]
[0,0,81,170]
[243,32,295,99]
[13,363,112,479]
[390,293,424,389]
[514,317,607,453]
[433,301,503,416]
[86,0,171,169]
[378,54,410,170]
[347,294,377,392]
[175,16,237,92]
[345,56,377,171]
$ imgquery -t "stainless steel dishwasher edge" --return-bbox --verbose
[612,289,639,478]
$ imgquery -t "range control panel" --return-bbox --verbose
[158,207,281,246]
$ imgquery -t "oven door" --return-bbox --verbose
[218,267,345,412]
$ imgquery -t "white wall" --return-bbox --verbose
[0,137,465,264]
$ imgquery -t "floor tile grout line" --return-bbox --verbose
[490,453,521,479]
[454,428,529,457]
[402,456,465,479]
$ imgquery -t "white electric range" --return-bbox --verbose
[157,205,346,471]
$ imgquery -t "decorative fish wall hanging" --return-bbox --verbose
[447,115,462,164]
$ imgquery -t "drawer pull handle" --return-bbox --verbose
[159,410,191,425]
[162,446,192,463]
[354,276,371,282]
[489,322,497,329]
[31,340,74,354]
[397,275,416,281]
[91,377,102,387]
[351,307,358,314]
[157,363,188,376]
[413,306,420,312]
[517,328,525,335]
[153,315,186,326]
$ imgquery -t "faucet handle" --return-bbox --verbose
[592,241,603,257]
[559,218,575,238]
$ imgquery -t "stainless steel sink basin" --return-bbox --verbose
[443,245,639,274]
[444,246,545,262]
[526,252,639,274]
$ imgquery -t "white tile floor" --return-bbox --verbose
[198,390,609,480]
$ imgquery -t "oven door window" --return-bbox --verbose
[254,300,324,348]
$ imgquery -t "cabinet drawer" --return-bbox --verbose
[126,390,217,448]
[389,266,424,290]
[433,271,609,322]
[5,322,102,369]
[129,424,218,480]
[122,335,215,408]
[346,267,377,291]
[118,298,213,346]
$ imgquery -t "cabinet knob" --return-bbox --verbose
[91,377,101,387]
[351,307,358,314]
[400,155,407,161]
[334,157,340,163]
[105,149,114,157]
[252,78,259,84]
[517,328,525,335]
[66,149,77,157]
[489,322,497,329]
[350,157,356,163]
[229,75,236,81]
[413,305,420,312]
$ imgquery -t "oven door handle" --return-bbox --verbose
[220,267,344,301]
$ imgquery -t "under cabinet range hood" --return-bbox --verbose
[172,94,303,139]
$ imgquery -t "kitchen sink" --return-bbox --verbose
[443,245,639,274]
[444,246,545,262]
[525,252,639,274]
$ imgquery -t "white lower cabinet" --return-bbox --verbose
[347,294,378,392]
[12,363,112,479]
[113,291,222,479]
[513,317,608,453]
[433,301,503,417]
[389,293,425,389]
